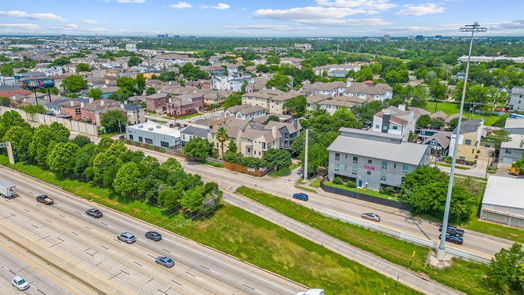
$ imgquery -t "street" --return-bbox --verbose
[0,167,306,295]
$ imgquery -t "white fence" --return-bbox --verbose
[0,106,98,136]
[303,203,492,264]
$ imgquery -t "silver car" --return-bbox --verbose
[11,276,29,291]
[117,232,136,244]
[155,256,175,268]
[361,213,381,222]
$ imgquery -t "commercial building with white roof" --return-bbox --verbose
[126,121,181,148]
[480,175,524,228]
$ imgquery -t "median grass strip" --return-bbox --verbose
[0,156,418,295]
[465,219,524,244]
[236,186,494,295]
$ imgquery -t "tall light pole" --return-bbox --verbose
[437,22,487,260]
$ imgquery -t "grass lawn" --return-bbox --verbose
[466,219,524,244]
[435,162,471,170]
[309,178,322,188]
[0,156,418,295]
[197,159,224,168]
[236,186,495,295]
[268,166,291,177]
[424,102,503,126]
[295,185,317,193]
[324,181,399,201]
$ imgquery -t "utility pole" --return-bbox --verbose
[304,128,309,181]
[437,22,486,261]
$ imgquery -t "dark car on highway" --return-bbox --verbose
[292,193,309,201]
[145,231,162,241]
[155,256,175,268]
[86,208,103,218]
[439,234,464,245]
[36,195,54,205]
[439,225,464,237]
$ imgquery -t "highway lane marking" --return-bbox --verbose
[100,245,109,250]
[133,261,143,267]
[185,271,196,277]
[162,248,171,253]
[171,279,182,286]
[2,169,304,294]
[71,232,79,236]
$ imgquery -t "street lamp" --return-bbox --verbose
[437,22,487,260]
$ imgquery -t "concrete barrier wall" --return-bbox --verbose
[0,106,98,136]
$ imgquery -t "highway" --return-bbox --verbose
[0,167,306,295]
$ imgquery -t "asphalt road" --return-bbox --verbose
[0,167,306,295]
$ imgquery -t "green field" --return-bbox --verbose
[236,186,496,295]
[0,155,418,295]
[324,181,399,201]
[424,101,503,126]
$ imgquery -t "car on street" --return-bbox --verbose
[155,256,175,268]
[36,195,54,205]
[117,232,136,244]
[361,213,381,222]
[145,231,162,241]
[439,225,464,237]
[292,193,309,201]
[86,208,103,218]
[11,276,30,291]
[439,234,464,245]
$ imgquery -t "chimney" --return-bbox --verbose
[70,101,74,106]
[346,78,353,88]
[80,102,85,108]
[398,104,406,111]
[271,126,277,138]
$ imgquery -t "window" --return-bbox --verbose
[465,139,472,145]
[335,153,340,161]
[145,138,153,144]
[129,135,134,140]
[367,159,372,164]
[402,164,409,173]
[160,141,169,148]
[138,136,143,142]
[506,149,512,154]
[262,142,266,149]
[367,171,371,175]
[394,162,397,169]
[375,124,380,129]
[459,156,465,161]
[380,173,387,181]
[392,125,398,130]
[351,168,358,176]
[285,133,289,138]
[335,163,340,171]
[352,156,358,164]
[247,148,251,153]
[381,161,388,169]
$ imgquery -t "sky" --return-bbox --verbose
[0,0,523,37]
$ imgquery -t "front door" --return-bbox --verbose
[358,180,363,187]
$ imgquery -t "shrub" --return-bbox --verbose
[380,186,396,196]
[333,177,343,185]
[444,156,452,163]
[346,181,357,188]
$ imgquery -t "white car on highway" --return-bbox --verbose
[297,289,324,295]
[11,275,30,291]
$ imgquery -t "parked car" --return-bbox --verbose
[155,256,175,268]
[145,231,162,241]
[36,195,54,205]
[117,232,136,244]
[86,208,103,218]
[11,276,29,291]
[439,225,464,237]
[361,213,381,222]
[292,193,309,201]
[439,234,464,245]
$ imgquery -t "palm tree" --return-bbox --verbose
[216,126,228,159]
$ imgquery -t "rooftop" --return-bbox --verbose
[505,118,524,130]
[501,134,524,150]
[127,121,181,137]
[453,118,484,135]
[483,176,524,209]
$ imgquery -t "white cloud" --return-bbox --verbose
[84,27,109,32]
[0,23,41,30]
[0,10,65,22]
[254,6,388,27]
[116,0,146,3]
[203,3,230,10]
[81,19,99,24]
[396,3,445,16]
[316,0,396,10]
[223,24,316,31]
[54,23,79,30]
[170,2,192,9]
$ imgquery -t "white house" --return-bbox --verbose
[126,121,181,148]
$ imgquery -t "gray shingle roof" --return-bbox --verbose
[453,118,483,134]
[181,126,209,138]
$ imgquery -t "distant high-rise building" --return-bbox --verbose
[435,35,443,39]
[156,34,168,38]
[383,34,391,41]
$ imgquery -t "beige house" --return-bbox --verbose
[449,118,484,163]
[239,127,280,158]
[241,89,298,115]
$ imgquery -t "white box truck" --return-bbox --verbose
[0,179,16,199]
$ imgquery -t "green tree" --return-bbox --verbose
[0,97,10,106]
[127,56,142,67]
[87,88,103,100]
[227,140,237,154]
[74,143,94,179]
[284,95,307,117]
[92,143,127,186]
[75,63,91,73]
[62,75,88,92]
[429,80,447,99]
[21,104,45,114]
[266,55,280,64]
[215,126,228,159]
[116,76,137,96]
[145,87,156,96]
[183,137,212,161]
[101,110,127,133]
[222,92,242,108]
[158,183,184,209]
[263,149,291,170]
[50,122,70,141]
[2,126,32,161]
[416,114,433,128]
[266,74,291,92]
[113,162,142,198]
[47,142,79,177]
[487,243,524,293]
[180,187,206,214]
[135,73,146,95]
[72,135,91,147]
[51,56,70,66]
[0,64,13,76]
[264,115,280,124]
[0,111,29,139]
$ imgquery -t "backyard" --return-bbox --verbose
[424,101,504,126]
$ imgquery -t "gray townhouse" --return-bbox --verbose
[508,87,524,112]
[327,128,431,191]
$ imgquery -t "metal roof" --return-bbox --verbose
[483,176,524,210]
